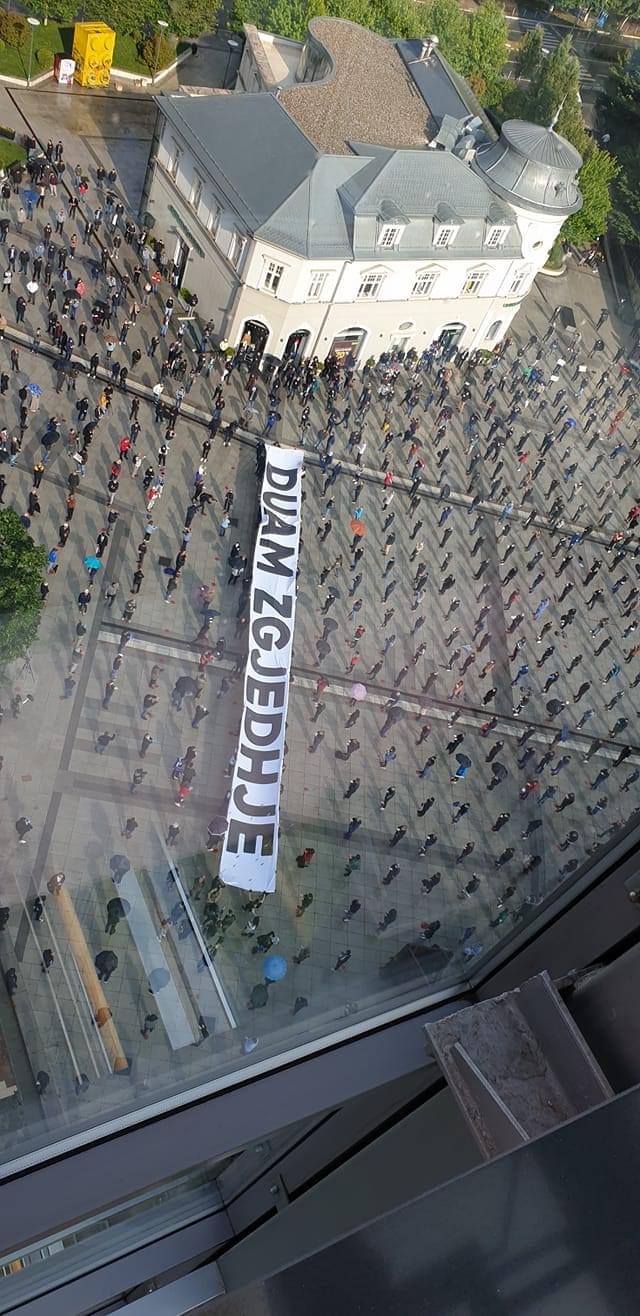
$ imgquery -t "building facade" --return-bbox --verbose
[141,19,582,364]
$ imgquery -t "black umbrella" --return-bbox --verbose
[322,618,339,634]
[491,762,508,782]
[175,675,199,696]
[557,305,577,333]
[547,698,565,718]
[109,854,130,877]
[107,897,130,919]
[456,753,472,768]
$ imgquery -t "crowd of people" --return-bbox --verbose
[0,133,638,1076]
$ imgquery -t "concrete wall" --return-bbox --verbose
[148,166,241,329]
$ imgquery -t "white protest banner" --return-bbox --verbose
[220,446,304,892]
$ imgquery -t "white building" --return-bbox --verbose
[141,18,582,363]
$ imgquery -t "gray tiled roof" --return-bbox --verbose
[397,40,496,143]
[344,149,494,219]
[474,121,582,216]
[257,156,360,258]
[157,91,317,229]
[157,92,522,260]
[262,145,521,260]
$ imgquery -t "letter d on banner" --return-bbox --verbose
[220,446,304,892]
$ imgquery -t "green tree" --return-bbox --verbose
[0,11,28,49]
[514,25,543,80]
[22,0,79,22]
[562,143,618,245]
[0,509,46,666]
[266,0,324,39]
[555,88,590,156]
[84,0,148,36]
[464,0,508,100]
[141,31,174,68]
[372,0,423,38]
[599,63,640,241]
[168,0,223,37]
[422,0,468,74]
[518,35,581,126]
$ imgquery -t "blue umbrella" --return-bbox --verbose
[83,555,102,571]
[263,955,287,983]
[27,382,42,397]
[148,967,170,993]
[22,188,38,206]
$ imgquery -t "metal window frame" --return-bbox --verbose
[0,837,637,1264]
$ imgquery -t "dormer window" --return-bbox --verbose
[378,224,403,249]
[434,225,457,249]
[486,225,509,248]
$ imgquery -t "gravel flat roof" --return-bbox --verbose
[280,18,434,154]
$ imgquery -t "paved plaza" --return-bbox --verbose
[0,106,638,1169]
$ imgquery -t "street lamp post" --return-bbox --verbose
[224,38,239,89]
[26,16,40,89]
[152,19,169,85]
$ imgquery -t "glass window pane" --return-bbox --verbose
[0,184,635,1183]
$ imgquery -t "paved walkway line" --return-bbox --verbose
[162,842,238,1031]
[97,631,639,765]
[114,868,196,1049]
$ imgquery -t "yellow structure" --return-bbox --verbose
[72,21,115,87]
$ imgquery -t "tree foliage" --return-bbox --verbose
[598,63,640,242]
[167,0,222,38]
[502,34,615,245]
[0,509,46,666]
[21,0,78,20]
[562,144,618,245]
[464,0,508,100]
[0,11,28,49]
[233,0,506,93]
[514,25,543,80]
[69,0,219,39]
[420,0,468,72]
[516,35,580,125]
[235,0,422,37]
[141,31,174,68]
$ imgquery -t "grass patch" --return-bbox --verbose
[0,21,69,80]
[0,23,176,80]
[0,137,26,170]
[113,31,177,75]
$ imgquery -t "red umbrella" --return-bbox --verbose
[151,271,161,285]
[75,278,86,297]
[350,518,365,537]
